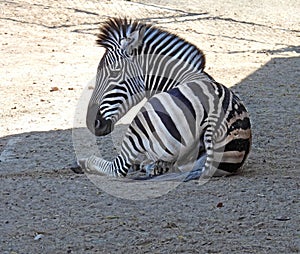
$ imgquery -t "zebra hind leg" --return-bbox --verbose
[130,161,175,180]
[144,161,173,177]
[129,163,157,180]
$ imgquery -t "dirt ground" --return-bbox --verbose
[1,0,299,253]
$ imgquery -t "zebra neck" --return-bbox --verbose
[143,71,204,97]
[140,27,205,95]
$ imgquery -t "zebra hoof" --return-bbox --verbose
[70,160,84,174]
[76,158,96,173]
[144,163,156,177]
[78,158,88,168]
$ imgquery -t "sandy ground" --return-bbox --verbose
[1,0,299,253]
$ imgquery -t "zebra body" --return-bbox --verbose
[80,18,252,181]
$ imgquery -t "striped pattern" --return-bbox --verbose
[87,18,205,127]
[81,18,252,181]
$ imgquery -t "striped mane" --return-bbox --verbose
[96,18,146,51]
[96,18,205,70]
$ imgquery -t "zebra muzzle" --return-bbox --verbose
[86,104,113,136]
[93,115,113,136]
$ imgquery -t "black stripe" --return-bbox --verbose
[190,81,212,113]
[104,90,128,100]
[122,139,136,161]
[188,82,210,126]
[222,138,251,153]
[128,135,143,154]
[150,97,184,145]
[228,118,251,133]
[133,115,149,140]
[114,156,123,169]
[168,87,197,136]
[216,161,244,173]
[159,35,177,55]
[129,126,146,151]
[168,88,196,119]
[215,138,251,173]
[164,39,183,58]
[145,75,178,97]
[221,85,231,112]
[142,109,174,155]
[146,32,169,54]
[176,44,190,59]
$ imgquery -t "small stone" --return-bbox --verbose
[34,234,44,240]
[217,202,223,208]
[274,216,290,221]
[50,87,59,92]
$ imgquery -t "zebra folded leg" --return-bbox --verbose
[130,161,173,180]
[129,163,156,180]
[133,156,206,182]
[145,161,174,176]
[144,163,157,177]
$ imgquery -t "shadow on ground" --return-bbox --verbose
[1,50,299,176]
[232,53,299,175]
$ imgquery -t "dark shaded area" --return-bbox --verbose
[232,55,300,173]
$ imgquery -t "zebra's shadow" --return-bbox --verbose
[232,54,299,175]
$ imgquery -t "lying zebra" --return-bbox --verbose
[78,18,252,181]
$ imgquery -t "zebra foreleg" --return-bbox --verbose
[77,155,117,177]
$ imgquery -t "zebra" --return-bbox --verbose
[79,18,252,181]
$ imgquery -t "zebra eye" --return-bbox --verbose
[110,69,120,78]
[110,62,122,77]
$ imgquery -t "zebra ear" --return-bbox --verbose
[120,26,145,56]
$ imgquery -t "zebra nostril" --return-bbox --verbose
[95,120,101,129]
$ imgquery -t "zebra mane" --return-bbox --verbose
[96,18,205,67]
[96,18,146,51]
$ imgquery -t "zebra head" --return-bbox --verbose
[86,18,146,136]
[86,18,206,136]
